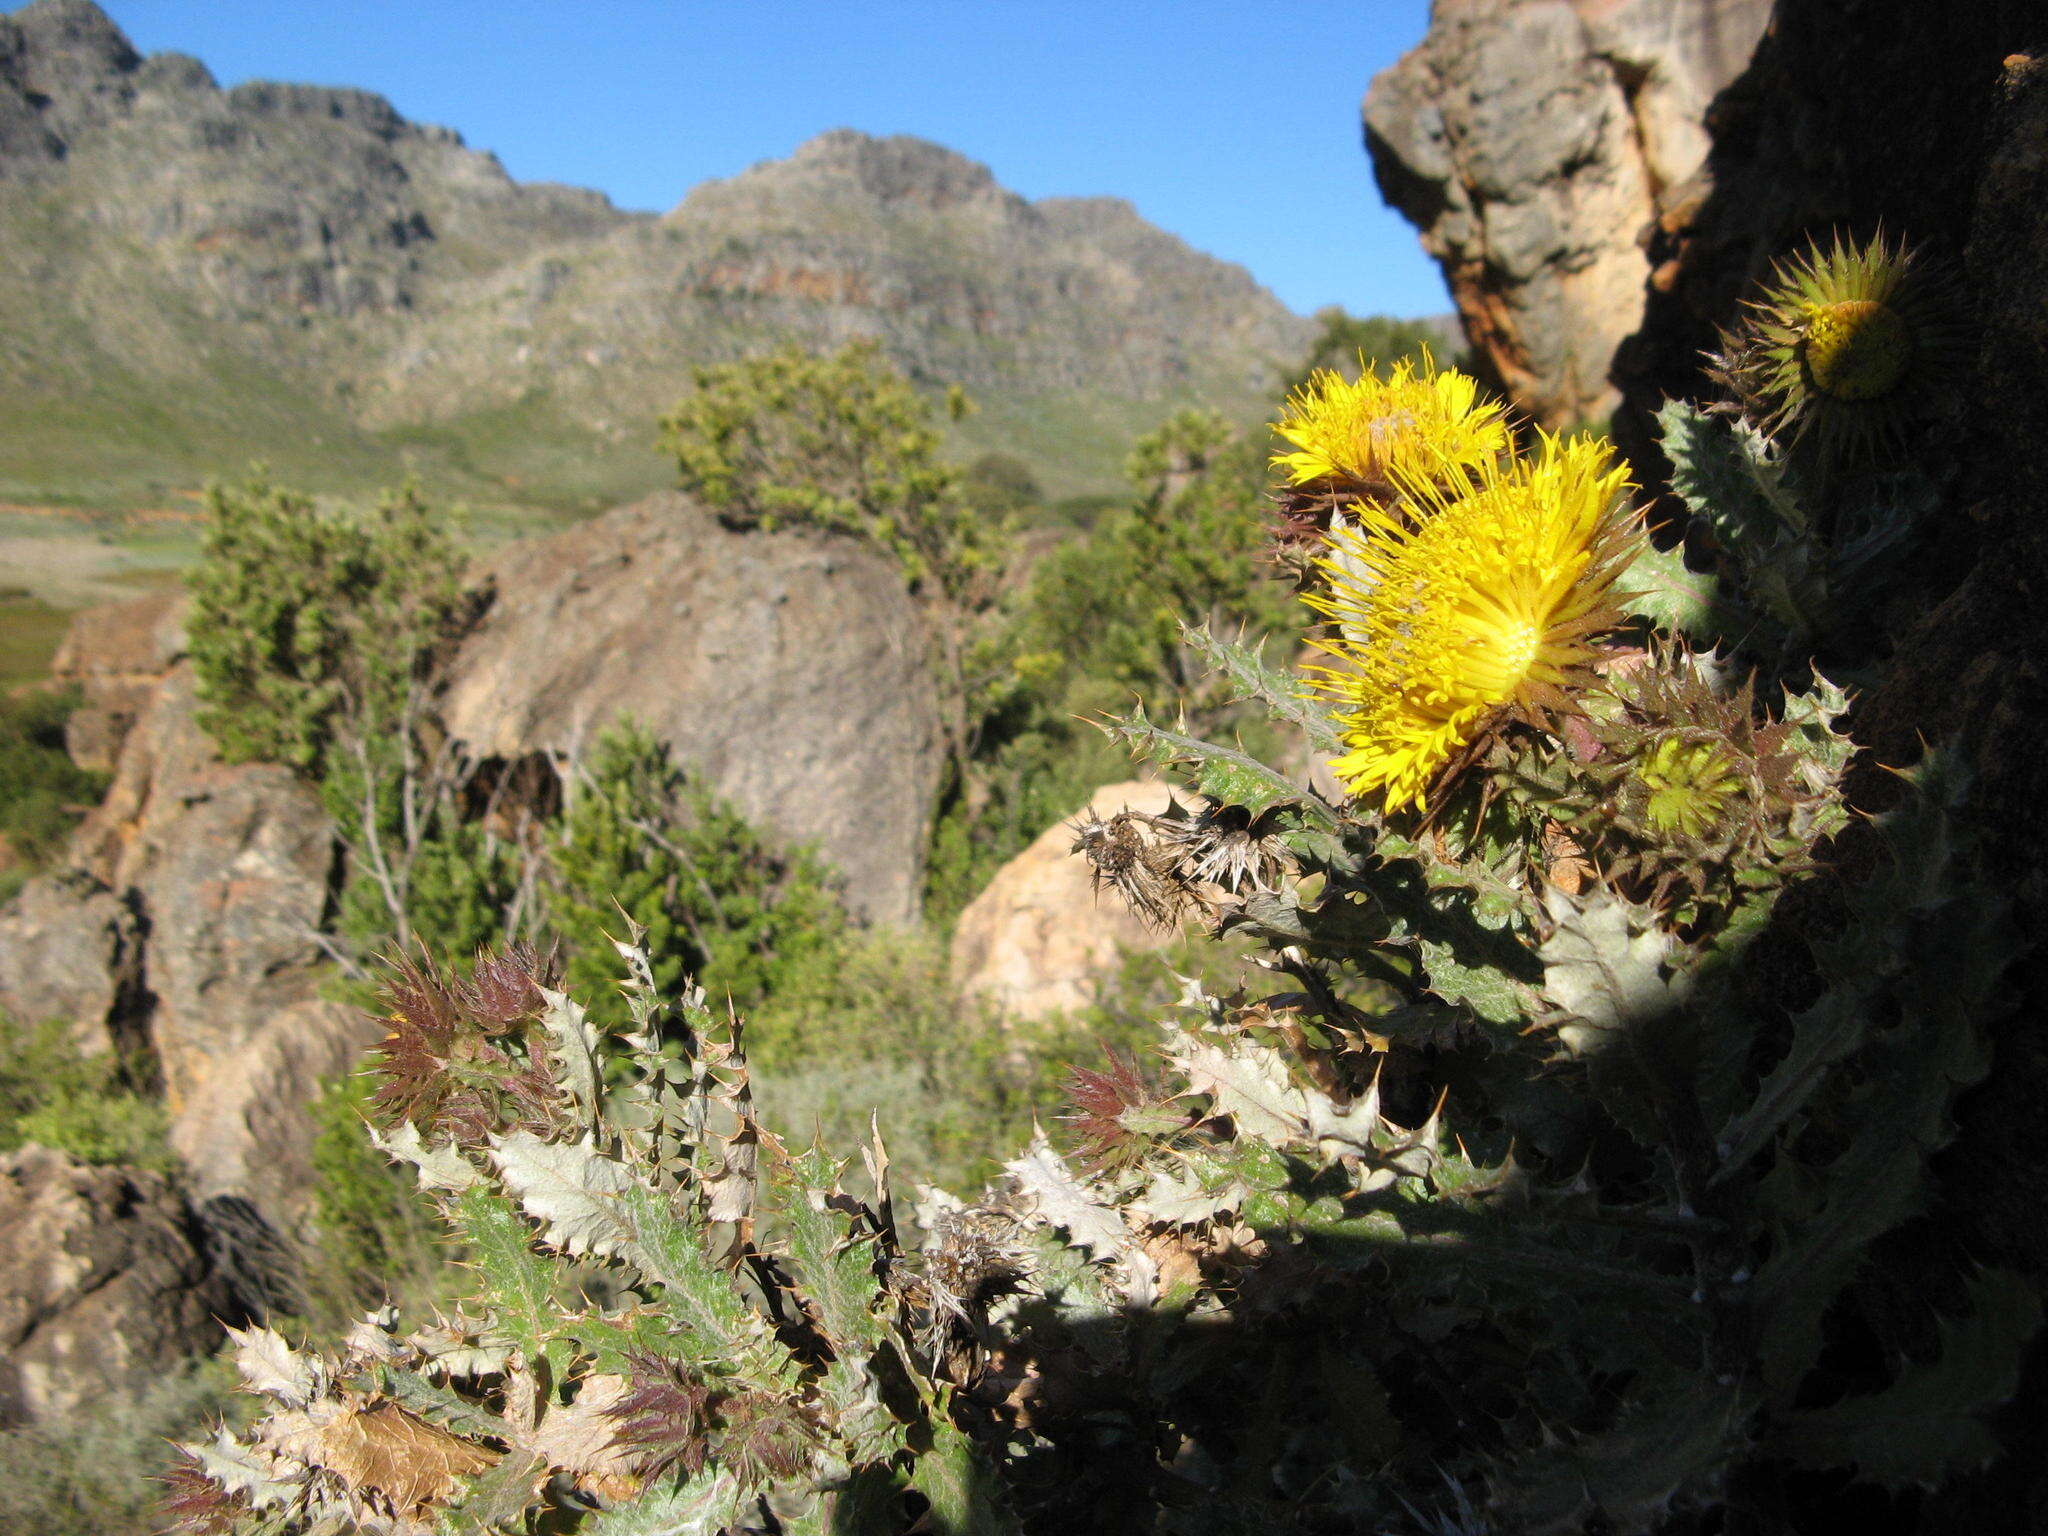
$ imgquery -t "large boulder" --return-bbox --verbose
[1365,0,1770,427]
[0,1144,228,1426]
[951,781,1179,1019]
[440,492,948,924]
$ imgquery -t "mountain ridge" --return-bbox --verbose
[0,0,1311,515]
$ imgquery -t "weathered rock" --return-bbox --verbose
[951,781,1178,1019]
[0,1143,226,1426]
[1365,0,1770,427]
[440,492,948,924]
[48,584,186,771]
[22,649,372,1224]
[0,871,138,1054]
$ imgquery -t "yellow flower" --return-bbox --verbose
[1271,353,1512,494]
[1714,230,1967,460]
[1305,434,1640,812]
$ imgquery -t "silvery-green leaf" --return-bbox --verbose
[1004,1133,1127,1263]
[226,1323,325,1406]
[369,1119,479,1192]
[488,1130,638,1259]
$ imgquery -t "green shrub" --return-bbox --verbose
[0,687,107,903]
[1287,304,1450,391]
[0,1014,170,1173]
[660,341,997,600]
[185,477,463,775]
[960,450,1043,516]
[549,720,848,1028]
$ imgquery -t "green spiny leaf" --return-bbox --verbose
[1776,1268,2042,1489]
[1178,619,1340,755]
[452,1186,564,1366]
[1101,703,1334,825]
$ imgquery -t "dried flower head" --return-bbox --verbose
[1271,352,1513,499]
[1305,433,1641,812]
[1071,809,1186,929]
[1711,230,1968,460]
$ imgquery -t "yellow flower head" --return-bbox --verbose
[1305,434,1640,812]
[1271,353,1512,494]
[1715,230,1967,460]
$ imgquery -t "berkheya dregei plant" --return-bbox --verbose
[175,237,2033,1535]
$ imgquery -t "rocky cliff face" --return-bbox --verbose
[1372,3,2048,1518]
[0,0,1308,507]
[1365,0,1770,427]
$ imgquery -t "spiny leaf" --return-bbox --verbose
[227,1324,325,1407]
[488,1131,639,1260]
[910,1396,1022,1536]
[537,985,605,1132]
[370,1119,480,1192]
[1419,936,1537,1026]
[452,1186,563,1366]
[776,1144,886,1350]
[1492,1376,1747,1533]
[1178,619,1340,754]
[374,1366,514,1442]
[1620,537,1731,643]
[1170,1033,1308,1145]
[1777,1269,2042,1489]
[1004,1133,1129,1263]
[578,1466,747,1535]
[1538,889,1685,1053]
[1101,703,1334,825]
[269,1400,497,1517]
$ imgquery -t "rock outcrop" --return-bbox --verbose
[0,872,139,1055]
[7,595,371,1228]
[47,585,190,770]
[1365,0,1771,427]
[0,1144,230,1426]
[950,781,1179,1019]
[440,492,948,925]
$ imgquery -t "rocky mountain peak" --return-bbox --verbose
[670,128,1020,223]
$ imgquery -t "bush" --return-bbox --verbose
[960,451,1044,516]
[186,477,463,775]
[0,1014,170,1173]
[660,341,997,600]
[1287,304,1450,391]
[549,720,848,1028]
[0,687,107,903]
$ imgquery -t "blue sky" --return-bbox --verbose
[99,1,1446,319]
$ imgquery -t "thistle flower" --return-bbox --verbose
[1271,352,1512,499]
[1635,736,1742,841]
[1305,434,1640,812]
[1576,647,1850,913]
[1712,230,1967,460]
